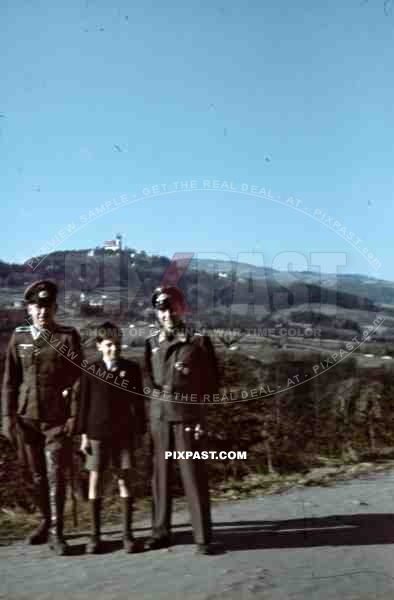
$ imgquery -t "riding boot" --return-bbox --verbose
[86,498,102,554]
[122,497,138,553]
[28,473,51,545]
[46,447,69,556]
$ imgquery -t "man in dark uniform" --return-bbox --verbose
[1,280,82,555]
[144,286,219,555]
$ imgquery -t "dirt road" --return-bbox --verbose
[2,469,394,600]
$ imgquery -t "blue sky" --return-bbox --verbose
[0,0,393,280]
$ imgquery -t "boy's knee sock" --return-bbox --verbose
[89,498,102,538]
[122,497,133,539]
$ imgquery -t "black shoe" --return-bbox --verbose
[123,536,140,554]
[195,543,217,555]
[28,520,50,545]
[144,535,172,551]
[49,533,69,556]
[86,535,102,554]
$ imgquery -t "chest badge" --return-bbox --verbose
[175,361,190,375]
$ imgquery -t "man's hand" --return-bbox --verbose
[80,433,91,455]
[63,417,76,436]
[2,415,18,447]
[194,423,204,440]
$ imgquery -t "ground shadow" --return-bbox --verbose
[97,539,124,554]
[67,514,394,554]
[208,513,394,551]
[67,537,147,554]
[66,523,152,540]
[66,542,86,556]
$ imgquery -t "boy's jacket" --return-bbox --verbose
[75,358,146,440]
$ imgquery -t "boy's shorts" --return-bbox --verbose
[85,438,134,472]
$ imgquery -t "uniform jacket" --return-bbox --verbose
[144,329,219,431]
[1,323,82,424]
[75,357,147,441]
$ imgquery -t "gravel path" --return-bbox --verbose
[2,470,394,600]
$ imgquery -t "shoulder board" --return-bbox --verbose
[147,329,160,339]
[15,325,31,332]
[83,360,100,371]
[192,333,213,348]
[54,324,77,334]
[121,358,138,369]
[192,331,208,340]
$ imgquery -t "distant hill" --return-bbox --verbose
[0,248,390,339]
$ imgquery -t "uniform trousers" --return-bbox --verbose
[16,418,71,531]
[151,422,211,545]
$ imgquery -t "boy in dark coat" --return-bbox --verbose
[76,322,146,553]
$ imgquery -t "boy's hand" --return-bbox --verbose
[80,434,91,455]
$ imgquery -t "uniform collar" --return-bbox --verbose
[102,358,121,371]
[30,322,57,339]
[30,325,41,340]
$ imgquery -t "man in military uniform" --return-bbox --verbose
[144,286,219,555]
[1,280,82,555]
